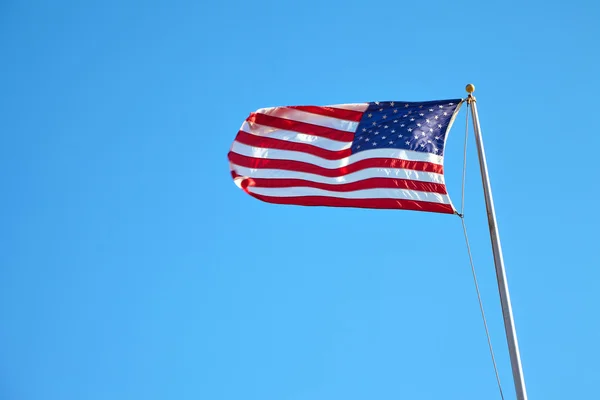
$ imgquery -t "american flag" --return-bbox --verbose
[228,99,463,214]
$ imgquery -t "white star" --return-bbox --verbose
[382,115,387,119]
[408,128,413,132]
[399,134,403,138]
[429,108,434,112]
[384,125,388,129]
[434,115,439,120]
[419,113,424,116]
[429,128,433,132]
[382,136,386,139]
[437,124,442,128]
[400,124,405,127]
[420,144,425,148]
[405,140,411,145]
[426,119,430,123]
[372,122,377,126]
[435,136,440,140]
[393,109,398,113]
[375,131,379,135]
[404,104,409,107]
[449,103,454,105]
[391,129,396,133]
[359,136,363,140]
[443,112,448,116]
[365,138,370,141]
[417,123,422,127]
[393,120,398,123]
[439,105,444,108]
[389,140,394,144]
[379,108,383,112]
[362,128,367,132]
[421,132,426,136]
[390,102,395,106]
[414,134,419,139]
[410,118,415,121]
[372,142,377,146]
[368,113,372,118]
[419,105,423,108]
[375,101,380,105]
[357,145,361,149]
[427,140,432,143]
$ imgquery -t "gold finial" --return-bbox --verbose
[465,83,475,94]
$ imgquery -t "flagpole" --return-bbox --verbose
[466,84,528,400]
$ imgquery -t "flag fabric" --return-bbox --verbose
[228,99,463,214]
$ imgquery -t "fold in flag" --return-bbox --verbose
[228,99,463,214]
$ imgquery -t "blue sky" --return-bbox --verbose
[1,0,599,399]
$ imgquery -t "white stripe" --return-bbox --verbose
[230,164,445,184]
[247,186,451,204]
[325,103,369,112]
[255,107,359,132]
[240,121,352,151]
[231,142,444,168]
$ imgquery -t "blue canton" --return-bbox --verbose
[351,99,462,157]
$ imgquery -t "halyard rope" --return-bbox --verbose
[458,101,505,400]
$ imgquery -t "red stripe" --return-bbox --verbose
[247,193,455,214]
[234,131,351,161]
[247,113,354,142]
[234,175,447,195]
[228,152,444,176]
[287,105,364,122]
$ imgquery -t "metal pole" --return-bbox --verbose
[465,84,528,400]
